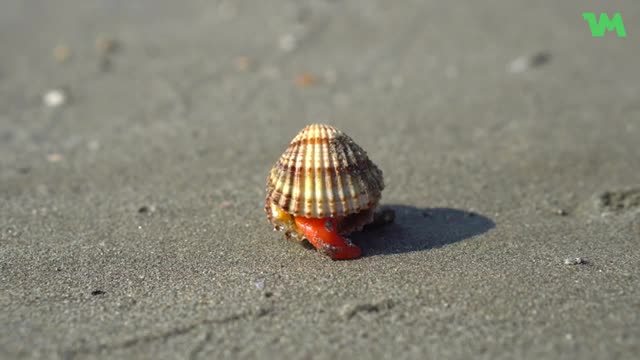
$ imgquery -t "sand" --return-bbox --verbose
[1,0,639,359]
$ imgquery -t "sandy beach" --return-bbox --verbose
[1,0,639,358]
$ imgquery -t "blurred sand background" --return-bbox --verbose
[1,0,639,359]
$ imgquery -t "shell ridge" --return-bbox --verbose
[315,125,327,217]
[354,146,374,210]
[335,135,356,214]
[345,142,366,212]
[267,158,285,207]
[305,125,316,217]
[351,142,383,209]
[272,139,297,210]
[324,127,338,216]
[278,139,302,212]
[303,128,315,217]
[290,134,306,215]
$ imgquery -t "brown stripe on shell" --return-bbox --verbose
[315,124,330,217]
[331,135,352,213]
[285,134,305,215]
[270,139,297,209]
[324,125,338,216]
[274,159,372,182]
[282,139,300,212]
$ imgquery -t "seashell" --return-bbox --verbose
[265,124,386,259]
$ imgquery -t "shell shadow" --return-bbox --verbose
[351,205,495,256]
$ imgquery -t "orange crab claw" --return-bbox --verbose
[294,216,361,260]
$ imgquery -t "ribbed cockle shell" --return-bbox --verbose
[265,124,384,240]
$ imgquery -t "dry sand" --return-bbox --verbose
[1,0,639,359]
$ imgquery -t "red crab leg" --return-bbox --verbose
[294,216,361,260]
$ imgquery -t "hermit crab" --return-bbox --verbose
[265,124,393,260]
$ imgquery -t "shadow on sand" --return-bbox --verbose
[352,205,495,256]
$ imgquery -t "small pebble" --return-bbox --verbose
[219,201,233,209]
[43,89,68,108]
[278,34,297,52]
[95,36,118,55]
[508,52,551,73]
[507,56,529,73]
[295,72,317,87]
[530,52,551,67]
[554,208,568,216]
[52,45,72,63]
[563,257,585,265]
[46,153,63,163]
[87,140,100,151]
[255,279,265,290]
[233,56,250,72]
